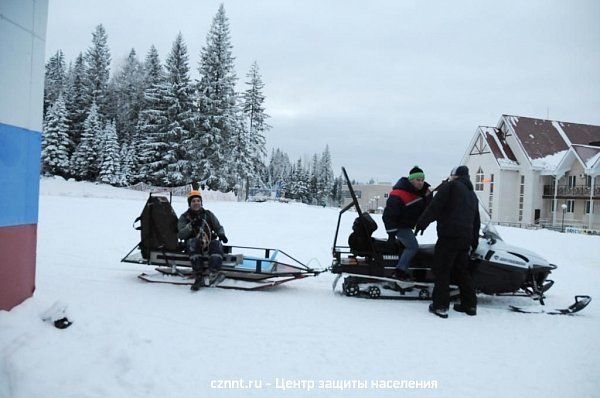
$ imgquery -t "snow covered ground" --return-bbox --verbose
[1,177,599,398]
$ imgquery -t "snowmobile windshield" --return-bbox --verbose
[482,222,503,242]
[477,202,503,242]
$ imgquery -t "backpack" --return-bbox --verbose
[135,195,179,259]
[348,212,378,253]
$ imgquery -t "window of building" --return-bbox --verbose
[585,200,593,214]
[551,200,555,212]
[567,175,576,188]
[566,199,575,213]
[475,167,484,191]
[586,175,592,188]
[518,175,525,222]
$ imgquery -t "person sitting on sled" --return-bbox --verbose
[382,165,432,280]
[178,190,228,290]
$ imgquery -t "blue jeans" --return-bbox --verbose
[187,238,223,272]
[395,228,419,271]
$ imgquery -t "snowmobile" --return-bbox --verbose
[121,193,321,291]
[331,167,591,314]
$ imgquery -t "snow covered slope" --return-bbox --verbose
[1,178,599,398]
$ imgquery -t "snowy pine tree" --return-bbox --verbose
[318,145,334,205]
[288,158,310,202]
[136,79,170,185]
[132,46,165,184]
[239,61,269,191]
[41,95,70,177]
[84,24,111,117]
[64,53,88,153]
[309,154,319,204]
[193,4,238,190]
[161,33,195,186]
[98,120,121,185]
[119,143,136,186]
[44,50,66,116]
[109,48,144,144]
[141,45,164,104]
[331,175,343,206]
[71,102,103,180]
[137,34,194,186]
[267,148,292,191]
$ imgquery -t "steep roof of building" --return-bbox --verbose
[501,115,600,171]
[478,126,519,167]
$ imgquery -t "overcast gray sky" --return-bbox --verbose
[46,0,600,183]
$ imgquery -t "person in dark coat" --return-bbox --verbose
[414,165,480,318]
[178,190,228,290]
[382,166,432,280]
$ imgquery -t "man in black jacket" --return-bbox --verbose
[382,166,431,280]
[415,165,480,318]
[178,190,228,290]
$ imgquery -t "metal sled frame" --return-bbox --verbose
[122,242,320,282]
[122,190,321,289]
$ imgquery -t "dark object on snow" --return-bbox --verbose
[54,317,73,329]
[331,167,574,307]
[135,195,179,259]
[41,301,73,329]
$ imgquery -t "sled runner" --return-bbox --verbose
[331,168,588,310]
[121,193,320,291]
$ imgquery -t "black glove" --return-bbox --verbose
[219,234,228,244]
[414,224,426,236]
[471,240,478,253]
[387,233,396,243]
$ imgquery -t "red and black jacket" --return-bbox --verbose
[382,177,431,233]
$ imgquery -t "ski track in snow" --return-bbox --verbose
[0,177,599,398]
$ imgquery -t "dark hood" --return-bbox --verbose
[456,176,474,191]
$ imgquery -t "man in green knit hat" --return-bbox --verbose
[382,166,432,280]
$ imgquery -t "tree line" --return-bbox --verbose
[41,4,339,205]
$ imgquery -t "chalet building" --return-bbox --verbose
[461,115,600,231]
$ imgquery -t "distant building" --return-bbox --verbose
[461,115,600,231]
[341,183,391,213]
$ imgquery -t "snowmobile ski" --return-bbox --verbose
[509,295,591,315]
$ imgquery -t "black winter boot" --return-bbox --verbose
[429,303,448,319]
[453,303,477,316]
[394,268,413,281]
[190,276,205,291]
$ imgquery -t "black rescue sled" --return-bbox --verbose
[122,193,320,291]
[331,167,591,314]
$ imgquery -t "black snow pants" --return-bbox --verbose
[431,237,476,310]
[186,238,224,273]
